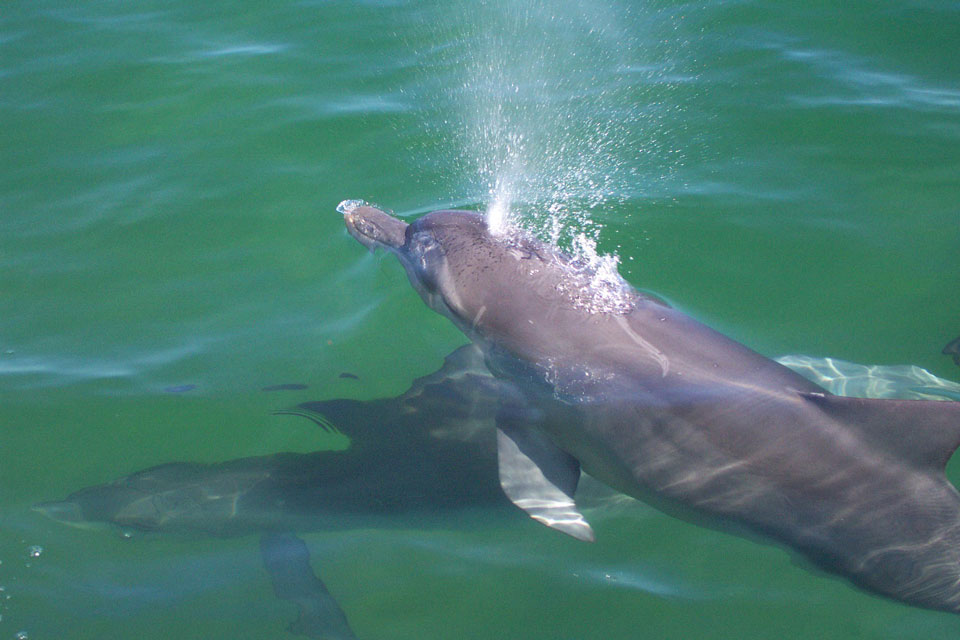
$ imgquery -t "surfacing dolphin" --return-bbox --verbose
[343,202,960,614]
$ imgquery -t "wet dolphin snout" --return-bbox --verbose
[341,204,408,251]
[33,500,87,526]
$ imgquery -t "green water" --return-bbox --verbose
[2,0,959,638]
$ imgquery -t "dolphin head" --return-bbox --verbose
[341,204,637,359]
[343,204,493,331]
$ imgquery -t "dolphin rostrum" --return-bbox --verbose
[343,203,960,613]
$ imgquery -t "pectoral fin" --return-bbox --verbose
[260,533,357,640]
[496,425,594,542]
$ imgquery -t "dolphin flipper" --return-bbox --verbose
[496,421,594,543]
[260,533,357,640]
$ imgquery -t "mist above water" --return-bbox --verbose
[414,0,686,250]
[401,0,688,311]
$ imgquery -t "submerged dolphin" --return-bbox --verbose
[34,347,510,640]
[35,345,511,537]
[343,203,960,613]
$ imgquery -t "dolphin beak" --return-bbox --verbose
[341,203,408,252]
[33,500,85,524]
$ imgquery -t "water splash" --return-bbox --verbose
[335,199,370,216]
[411,0,687,260]
[394,1,692,313]
[553,232,636,314]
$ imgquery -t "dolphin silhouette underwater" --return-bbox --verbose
[36,346,509,537]
[34,347,512,640]
[342,203,960,614]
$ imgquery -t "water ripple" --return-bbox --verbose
[762,36,960,113]
[199,43,288,58]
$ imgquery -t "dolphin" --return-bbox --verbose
[34,345,513,536]
[33,346,513,640]
[343,203,960,613]
[35,343,960,636]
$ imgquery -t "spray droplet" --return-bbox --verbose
[15,631,28,640]
[486,200,509,234]
[26,546,41,559]
[336,199,368,215]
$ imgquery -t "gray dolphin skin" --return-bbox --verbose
[343,203,960,613]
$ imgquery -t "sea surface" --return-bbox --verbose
[2,1,959,638]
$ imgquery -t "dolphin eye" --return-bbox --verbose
[408,234,444,291]
[417,236,438,252]
[412,235,441,264]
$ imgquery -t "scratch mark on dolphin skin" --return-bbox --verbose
[613,315,670,377]
[472,305,487,331]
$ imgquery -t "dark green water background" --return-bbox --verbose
[2,1,959,638]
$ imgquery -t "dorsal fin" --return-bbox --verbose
[801,392,960,472]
